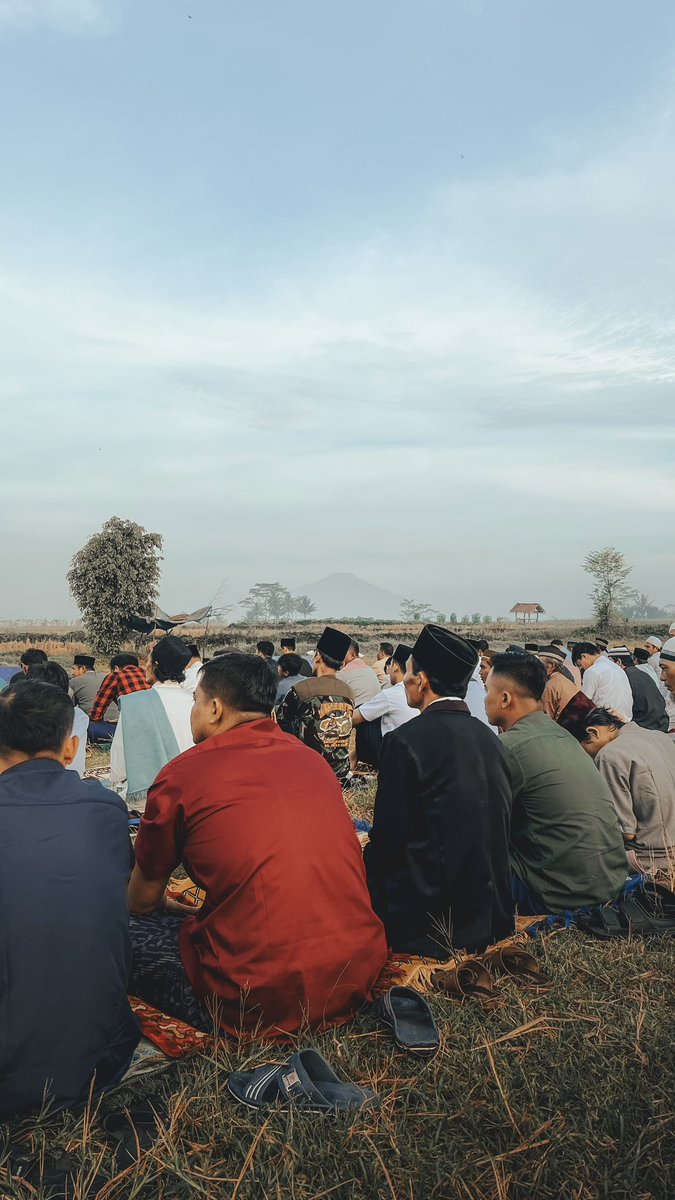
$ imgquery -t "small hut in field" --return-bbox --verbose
[510,602,545,624]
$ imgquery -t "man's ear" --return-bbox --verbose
[210,695,224,725]
[61,734,79,767]
[501,688,512,709]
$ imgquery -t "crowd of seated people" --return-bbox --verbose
[3,621,675,1122]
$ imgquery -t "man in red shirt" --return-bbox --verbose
[89,653,150,742]
[128,652,387,1039]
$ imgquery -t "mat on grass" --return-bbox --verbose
[129,997,211,1058]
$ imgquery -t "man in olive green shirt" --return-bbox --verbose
[485,652,628,914]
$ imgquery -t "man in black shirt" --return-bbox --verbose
[0,680,139,1120]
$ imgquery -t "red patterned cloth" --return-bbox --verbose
[128,996,211,1058]
[90,666,150,723]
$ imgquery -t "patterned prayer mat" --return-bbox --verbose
[128,997,211,1058]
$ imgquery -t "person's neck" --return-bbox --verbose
[500,701,543,733]
[0,750,65,773]
[205,711,269,739]
[418,690,459,713]
[315,664,336,678]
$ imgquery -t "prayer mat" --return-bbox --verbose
[166,875,206,907]
[128,997,211,1058]
[372,921,543,997]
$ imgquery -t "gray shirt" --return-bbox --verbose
[69,671,119,721]
[595,721,675,858]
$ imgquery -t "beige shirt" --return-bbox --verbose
[596,721,675,859]
[542,670,579,722]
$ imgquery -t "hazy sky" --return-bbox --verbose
[1,0,674,620]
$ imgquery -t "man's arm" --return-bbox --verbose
[89,672,118,723]
[596,753,637,840]
[581,665,598,702]
[128,863,191,915]
[364,734,417,876]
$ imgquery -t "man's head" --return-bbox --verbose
[644,636,662,654]
[484,652,547,732]
[537,645,568,678]
[551,639,565,650]
[314,627,351,675]
[577,707,625,758]
[389,644,413,687]
[110,653,139,671]
[190,652,276,743]
[595,637,609,652]
[20,647,48,674]
[277,652,302,679]
[280,637,296,653]
[186,643,201,662]
[377,642,394,662]
[71,654,95,677]
[0,680,79,771]
[571,642,601,672]
[633,647,650,664]
[343,639,360,665]
[147,636,191,684]
[479,649,494,684]
[256,640,275,661]
[660,637,675,696]
[404,625,478,711]
[24,661,70,693]
[524,642,539,653]
[608,647,634,672]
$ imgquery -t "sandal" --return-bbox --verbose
[228,1050,376,1112]
[430,958,504,1011]
[577,905,629,940]
[481,946,551,991]
[374,986,440,1059]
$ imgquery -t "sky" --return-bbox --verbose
[1,0,674,620]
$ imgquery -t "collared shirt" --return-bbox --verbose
[358,680,418,735]
[581,656,633,720]
[501,711,628,912]
[542,669,579,722]
[336,658,381,706]
[134,720,387,1037]
[90,665,150,723]
[181,660,203,694]
[70,670,119,719]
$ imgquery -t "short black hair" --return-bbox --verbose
[380,642,394,656]
[411,657,469,701]
[256,640,275,658]
[633,647,650,664]
[278,652,302,677]
[317,651,342,671]
[349,639,360,656]
[551,639,564,648]
[580,706,625,741]
[20,648,48,667]
[25,661,70,694]
[490,652,547,701]
[187,644,200,658]
[199,652,276,715]
[111,653,139,669]
[0,680,75,756]
[572,641,599,665]
[280,637,296,651]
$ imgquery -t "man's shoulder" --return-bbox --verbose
[292,676,352,700]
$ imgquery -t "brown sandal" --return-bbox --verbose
[430,958,504,1012]
[481,946,551,991]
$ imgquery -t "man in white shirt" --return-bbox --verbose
[572,642,633,721]
[181,644,204,694]
[660,637,675,733]
[351,644,417,767]
[644,636,662,676]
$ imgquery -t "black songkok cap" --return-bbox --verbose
[524,642,539,651]
[393,643,414,671]
[411,624,478,690]
[280,637,296,650]
[538,644,566,663]
[595,637,609,650]
[316,626,351,665]
[152,635,191,676]
[74,654,95,669]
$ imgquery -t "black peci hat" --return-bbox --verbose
[411,624,478,691]
[524,642,539,651]
[152,635,192,677]
[73,654,95,670]
[316,626,351,665]
[392,643,414,671]
[280,637,296,650]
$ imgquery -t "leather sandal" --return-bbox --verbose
[430,958,504,1012]
[481,945,551,991]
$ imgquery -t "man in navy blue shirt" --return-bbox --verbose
[0,680,140,1121]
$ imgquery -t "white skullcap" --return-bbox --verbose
[645,636,662,649]
[669,622,675,635]
[661,637,675,663]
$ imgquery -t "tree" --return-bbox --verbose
[240,582,294,623]
[583,547,632,630]
[471,613,482,624]
[400,599,435,622]
[621,590,661,620]
[449,612,458,624]
[436,612,446,623]
[294,595,316,618]
[483,614,493,624]
[67,517,163,653]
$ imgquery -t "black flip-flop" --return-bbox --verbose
[228,1050,376,1112]
[375,986,440,1059]
[621,886,675,935]
[226,1061,288,1110]
[102,1096,167,1167]
[577,905,628,940]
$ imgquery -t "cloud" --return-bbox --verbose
[0,0,104,31]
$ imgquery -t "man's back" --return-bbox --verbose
[276,675,354,782]
[581,657,633,719]
[0,762,138,1119]
[337,660,381,705]
[502,711,627,912]
[596,721,675,857]
[135,720,387,1035]
[71,671,119,720]
[364,701,514,957]
[625,666,668,732]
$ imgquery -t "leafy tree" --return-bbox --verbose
[240,582,294,623]
[621,590,661,620]
[583,547,632,630]
[483,614,493,623]
[449,612,458,624]
[436,612,446,624]
[471,613,482,624]
[461,615,471,624]
[67,517,162,653]
[294,595,316,618]
[400,599,435,622]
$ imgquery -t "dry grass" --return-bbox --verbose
[1,777,674,1197]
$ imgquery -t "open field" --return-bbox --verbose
[1,778,675,1198]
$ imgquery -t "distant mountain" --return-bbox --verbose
[295,572,403,619]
